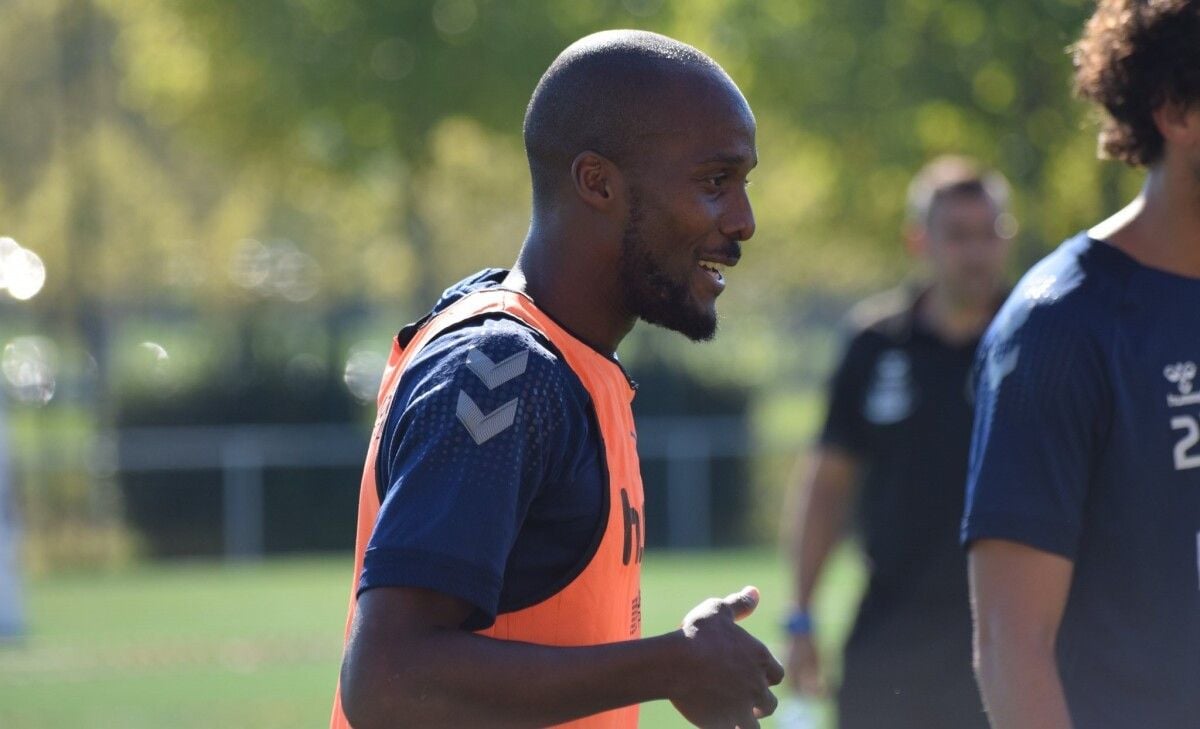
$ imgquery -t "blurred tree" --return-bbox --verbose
[6,0,1145,324]
[0,0,1158,558]
[89,0,1143,324]
[0,0,1153,459]
[97,0,656,304]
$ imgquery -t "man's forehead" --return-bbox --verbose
[650,114,757,164]
[934,191,1001,215]
[928,194,1001,230]
[655,70,753,120]
[638,77,756,158]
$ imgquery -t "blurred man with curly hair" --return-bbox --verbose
[962,1,1200,728]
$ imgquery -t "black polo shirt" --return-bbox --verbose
[821,285,985,669]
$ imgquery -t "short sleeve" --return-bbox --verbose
[819,332,876,456]
[358,317,585,629]
[961,298,1111,559]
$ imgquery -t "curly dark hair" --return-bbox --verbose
[1072,0,1200,166]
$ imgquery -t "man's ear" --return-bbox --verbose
[1152,99,1200,146]
[904,221,929,259]
[571,151,624,212]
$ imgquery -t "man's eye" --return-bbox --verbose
[707,174,728,187]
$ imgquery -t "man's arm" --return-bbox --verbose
[340,585,785,729]
[784,445,858,694]
[969,538,1075,729]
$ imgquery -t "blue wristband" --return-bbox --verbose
[784,609,813,636]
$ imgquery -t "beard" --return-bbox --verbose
[617,191,718,342]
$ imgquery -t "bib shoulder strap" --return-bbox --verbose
[402,289,557,356]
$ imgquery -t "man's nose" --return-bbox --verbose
[721,188,756,242]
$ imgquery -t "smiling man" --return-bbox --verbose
[330,31,783,729]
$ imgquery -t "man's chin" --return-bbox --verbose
[640,306,718,342]
[672,321,718,342]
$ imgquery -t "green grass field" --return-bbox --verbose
[0,548,864,728]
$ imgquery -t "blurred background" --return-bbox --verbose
[0,0,1142,726]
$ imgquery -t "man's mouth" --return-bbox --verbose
[697,249,739,286]
[698,259,727,283]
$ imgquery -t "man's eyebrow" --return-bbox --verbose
[695,153,758,168]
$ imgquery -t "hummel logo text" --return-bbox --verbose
[1166,362,1200,408]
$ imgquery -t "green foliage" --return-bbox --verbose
[1,0,1145,345]
[0,0,1152,555]
[5,1,1145,360]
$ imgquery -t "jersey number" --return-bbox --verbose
[1171,415,1200,471]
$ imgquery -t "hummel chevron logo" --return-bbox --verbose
[456,391,519,445]
[466,348,529,390]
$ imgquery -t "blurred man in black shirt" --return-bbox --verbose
[784,156,1013,729]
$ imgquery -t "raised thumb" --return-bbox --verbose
[723,585,760,621]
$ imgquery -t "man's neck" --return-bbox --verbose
[920,283,997,345]
[1091,163,1200,278]
[504,226,635,356]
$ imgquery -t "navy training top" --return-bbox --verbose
[963,233,1200,728]
[358,270,607,630]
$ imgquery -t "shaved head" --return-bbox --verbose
[523,30,748,204]
[513,30,757,349]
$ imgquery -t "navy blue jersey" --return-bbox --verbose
[358,271,606,630]
[963,233,1200,727]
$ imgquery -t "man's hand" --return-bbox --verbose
[785,632,825,697]
[343,585,784,728]
[669,586,785,729]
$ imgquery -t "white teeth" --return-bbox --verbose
[698,261,725,284]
